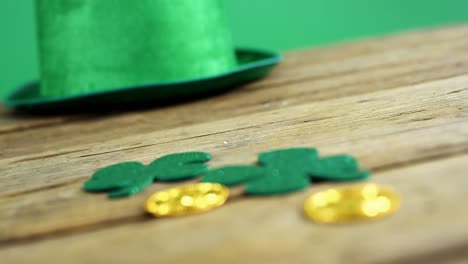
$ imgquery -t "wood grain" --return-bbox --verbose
[1,25,468,263]
[2,25,468,159]
[2,154,468,264]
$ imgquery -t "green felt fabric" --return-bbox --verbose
[307,155,371,181]
[83,152,211,198]
[258,148,319,166]
[149,152,212,181]
[83,149,370,198]
[201,166,265,186]
[83,162,152,198]
[246,148,319,195]
[36,0,236,98]
[6,48,281,112]
[245,166,311,195]
[201,148,371,195]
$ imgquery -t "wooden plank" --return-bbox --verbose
[1,25,468,263]
[0,105,76,135]
[0,75,466,242]
[1,36,468,159]
[1,75,467,189]
[2,153,468,264]
[1,25,468,154]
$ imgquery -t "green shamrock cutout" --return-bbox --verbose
[201,148,370,195]
[201,148,318,194]
[84,162,151,199]
[84,152,211,198]
[246,148,319,194]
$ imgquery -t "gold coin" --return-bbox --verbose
[304,184,400,224]
[145,183,229,217]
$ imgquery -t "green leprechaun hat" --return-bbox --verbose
[5,0,281,111]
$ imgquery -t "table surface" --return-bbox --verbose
[1,25,468,264]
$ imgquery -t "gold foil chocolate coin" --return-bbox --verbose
[304,184,400,223]
[145,183,229,217]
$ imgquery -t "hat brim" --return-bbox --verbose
[5,48,281,112]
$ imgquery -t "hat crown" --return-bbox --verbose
[36,0,237,97]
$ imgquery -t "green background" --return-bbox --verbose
[1,0,468,100]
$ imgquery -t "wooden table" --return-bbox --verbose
[1,25,468,264]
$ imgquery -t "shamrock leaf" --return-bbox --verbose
[307,155,370,181]
[84,152,211,199]
[148,152,211,181]
[246,148,319,195]
[201,166,265,186]
[201,148,370,196]
[84,162,152,198]
[201,148,319,195]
